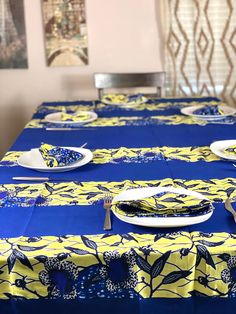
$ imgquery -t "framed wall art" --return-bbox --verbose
[0,0,28,69]
[42,0,88,67]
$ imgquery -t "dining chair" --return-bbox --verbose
[93,72,166,99]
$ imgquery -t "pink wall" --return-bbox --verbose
[0,0,164,156]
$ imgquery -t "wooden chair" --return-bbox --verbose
[93,72,166,99]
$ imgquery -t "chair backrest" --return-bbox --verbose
[93,72,165,99]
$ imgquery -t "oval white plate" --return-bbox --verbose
[181,104,236,120]
[112,187,213,228]
[17,147,93,172]
[44,111,97,125]
[210,140,236,161]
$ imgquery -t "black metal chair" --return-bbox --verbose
[93,72,166,99]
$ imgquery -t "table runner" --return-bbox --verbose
[0,97,235,313]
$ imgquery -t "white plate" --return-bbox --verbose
[181,104,236,120]
[102,95,148,107]
[44,111,98,125]
[210,140,236,161]
[17,147,93,172]
[112,187,213,228]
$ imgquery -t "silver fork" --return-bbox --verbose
[103,193,112,230]
[225,198,236,223]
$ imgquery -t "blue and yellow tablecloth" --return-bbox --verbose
[0,97,236,313]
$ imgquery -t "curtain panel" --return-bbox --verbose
[165,0,236,106]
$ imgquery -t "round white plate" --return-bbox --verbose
[181,104,236,120]
[102,95,148,107]
[44,111,97,125]
[112,186,213,228]
[210,140,236,161]
[17,147,93,172]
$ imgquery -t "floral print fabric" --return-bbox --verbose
[0,146,221,168]
[0,178,235,208]
[0,232,235,300]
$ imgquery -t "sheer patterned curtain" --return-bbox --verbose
[164,0,236,106]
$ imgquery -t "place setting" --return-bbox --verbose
[104,186,214,229]
[210,140,236,161]
[43,109,98,130]
[181,102,236,122]
[17,142,93,173]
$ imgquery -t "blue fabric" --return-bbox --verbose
[34,97,221,119]
[1,97,236,238]
[10,124,236,150]
[0,159,234,183]
[0,202,234,238]
[41,97,220,107]
[1,96,236,313]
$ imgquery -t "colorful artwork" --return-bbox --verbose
[42,0,88,67]
[0,0,28,69]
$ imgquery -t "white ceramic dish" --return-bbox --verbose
[210,140,236,161]
[181,104,236,120]
[44,111,97,125]
[17,147,93,172]
[112,186,213,228]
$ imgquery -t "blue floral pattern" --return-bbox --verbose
[99,251,137,292]
[221,256,236,297]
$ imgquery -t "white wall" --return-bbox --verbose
[0,0,164,157]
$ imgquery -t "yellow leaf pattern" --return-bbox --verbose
[0,178,235,208]
[0,232,235,299]
[0,146,220,167]
[37,100,224,114]
[26,114,236,129]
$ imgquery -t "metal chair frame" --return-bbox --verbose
[93,72,166,99]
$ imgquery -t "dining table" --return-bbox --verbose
[0,96,236,314]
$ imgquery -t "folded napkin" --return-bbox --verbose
[61,112,91,122]
[224,144,236,156]
[193,105,224,116]
[112,191,211,217]
[39,143,84,167]
[102,93,147,105]
[127,94,145,102]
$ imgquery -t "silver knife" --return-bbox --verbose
[46,128,96,131]
[12,177,73,182]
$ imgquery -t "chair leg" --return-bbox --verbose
[98,89,103,100]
